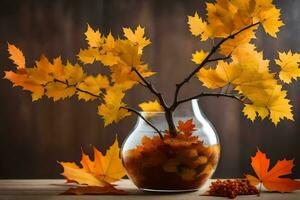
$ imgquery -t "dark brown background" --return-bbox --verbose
[0,0,299,179]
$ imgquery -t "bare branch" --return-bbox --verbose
[206,54,232,62]
[176,92,244,107]
[120,106,164,140]
[132,67,168,110]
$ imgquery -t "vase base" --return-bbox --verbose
[140,188,199,193]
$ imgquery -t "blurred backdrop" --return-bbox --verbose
[0,0,300,179]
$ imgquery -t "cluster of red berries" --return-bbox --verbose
[208,179,259,199]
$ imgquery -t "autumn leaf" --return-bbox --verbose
[257,6,284,38]
[4,71,44,101]
[243,85,293,125]
[206,0,238,38]
[98,86,131,126]
[64,62,86,85]
[85,24,103,48]
[275,51,300,84]
[192,50,208,64]
[177,119,196,135]
[93,137,126,183]
[138,100,163,112]
[59,137,126,186]
[45,82,76,101]
[77,75,109,101]
[197,60,242,89]
[187,12,210,41]
[7,43,25,69]
[245,149,300,192]
[219,29,256,56]
[62,185,127,195]
[78,48,99,64]
[123,25,151,53]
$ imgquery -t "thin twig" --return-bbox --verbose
[137,81,147,87]
[120,106,164,140]
[206,54,232,62]
[131,67,168,110]
[53,79,101,98]
[176,92,244,106]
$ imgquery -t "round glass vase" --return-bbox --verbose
[121,99,220,192]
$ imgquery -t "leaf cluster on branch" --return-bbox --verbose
[4,0,300,136]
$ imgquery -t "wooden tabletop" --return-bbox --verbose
[0,179,299,200]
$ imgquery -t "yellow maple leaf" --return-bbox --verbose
[197,60,243,89]
[85,24,103,48]
[187,12,210,41]
[98,86,131,126]
[28,55,55,85]
[219,28,257,56]
[123,25,151,53]
[243,85,293,125]
[45,82,76,101]
[78,48,99,64]
[77,75,109,101]
[256,5,284,38]
[59,137,126,186]
[102,32,116,52]
[275,51,300,84]
[192,50,208,64]
[7,43,25,69]
[93,137,126,183]
[64,62,86,85]
[97,53,120,66]
[138,100,163,112]
[115,40,141,67]
[206,0,238,38]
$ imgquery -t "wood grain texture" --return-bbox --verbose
[0,0,299,179]
[0,179,299,200]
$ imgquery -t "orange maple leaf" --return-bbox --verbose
[245,149,300,192]
[177,119,196,135]
[59,137,126,195]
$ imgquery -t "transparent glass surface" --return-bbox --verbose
[121,99,220,192]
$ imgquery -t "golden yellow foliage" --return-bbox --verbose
[85,24,103,48]
[98,86,131,126]
[192,50,208,64]
[275,51,300,84]
[187,12,209,41]
[197,45,292,124]
[123,26,151,53]
[4,24,154,125]
[243,85,293,125]
[139,100,163,112]
[3,0,299,128]
[77,75,109,101]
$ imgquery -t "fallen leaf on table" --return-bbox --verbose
[58,136,127,195]
[245,148,300,192]
[62,185,127,195]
